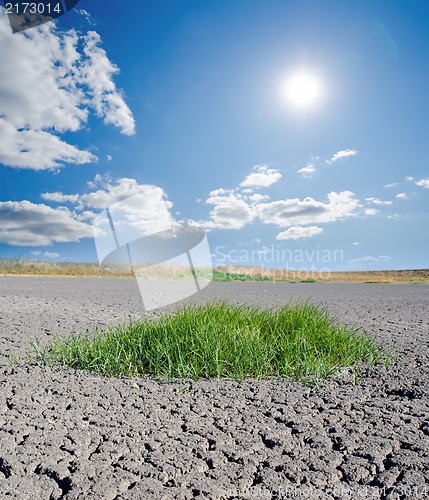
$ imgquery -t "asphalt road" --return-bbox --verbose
[0,276,428,499]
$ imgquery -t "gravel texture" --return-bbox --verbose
[0,276,428,499]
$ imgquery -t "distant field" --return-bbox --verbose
[0,259,133,277]
[0,259,428,283]
[216,265,429,283]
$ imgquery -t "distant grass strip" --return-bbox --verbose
[212,270,275,282]
[37,301,382,384]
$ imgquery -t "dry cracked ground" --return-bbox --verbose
[0,276,428,499]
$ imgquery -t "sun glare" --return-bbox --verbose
[284,72,323,109]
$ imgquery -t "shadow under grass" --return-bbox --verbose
[34,301,383,386]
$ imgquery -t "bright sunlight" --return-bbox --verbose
[283,72,323,109]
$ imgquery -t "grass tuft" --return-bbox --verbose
[36,301,382,384]
[212,269,274,282]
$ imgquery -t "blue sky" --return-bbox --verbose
[1,0,428,271]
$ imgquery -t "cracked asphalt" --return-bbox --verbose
[0,276,428,499]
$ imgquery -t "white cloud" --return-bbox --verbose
[0,119,97,170]
[256,191,359,227]
[43,176,176,237]
[348,255,390,265]
[0,13,134,170]
[405,176,415,182]
[384,182,398,188]
[205,192,253,230]
[347,256,378,265]
[352,242,360,246]
[2,173,180,248]
[240,165,282,189]
[77,211,97,221]
[378,255,390,262]
[106,155,112,162]
[44,176,170,211]
[80,31,136,136]
[416,177,429,189]
[396,192,408,199]
[203,167,363,233]
[0,201,93,246]
[41,192,79,203]
[326,149,358,164]
[364,208,379,216]
[365,197,392,206]
[373,200,392,206]
[45,251,60,259]
[248,193,270,203]
[79,9,95,25]
[297,164,317,179]
[276,226,324,240]
[208,188,233,197]
[31,250,60,259]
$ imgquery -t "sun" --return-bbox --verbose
[284,72,323,109]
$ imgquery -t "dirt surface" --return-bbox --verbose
[0,276,428,499]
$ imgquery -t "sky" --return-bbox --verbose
[0,0,428,272]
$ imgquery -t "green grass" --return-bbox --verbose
[364,281,391,284]
[35,301,382,385]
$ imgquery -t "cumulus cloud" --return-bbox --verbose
[378,255,390,262]
[384,182,398,188]
[208,188,233,197]
[396,192,408,199]
[205,192,253,230]
[200,181,359,235]
[276,226,323,240]
[43,175,176,237]
[240,165,282,189]
[326,149,358,164]
[41,192,79,203]
[297,164,317,179]
[2,176,176,247]
[203,163,363,235]
[0,201,93,246]
[364,208,379,216]
[80,31,135,136]
[31,251,60,259]
[416,177,429,189]
[348,255,390,265]
[0,119,96,170]
[79,9,95,25]
[44,252,60,259]
[347,256,378,265]
[248,193,270,203]
[365,197,392,206]
[0,12,135,170]
[255,191,359,227]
